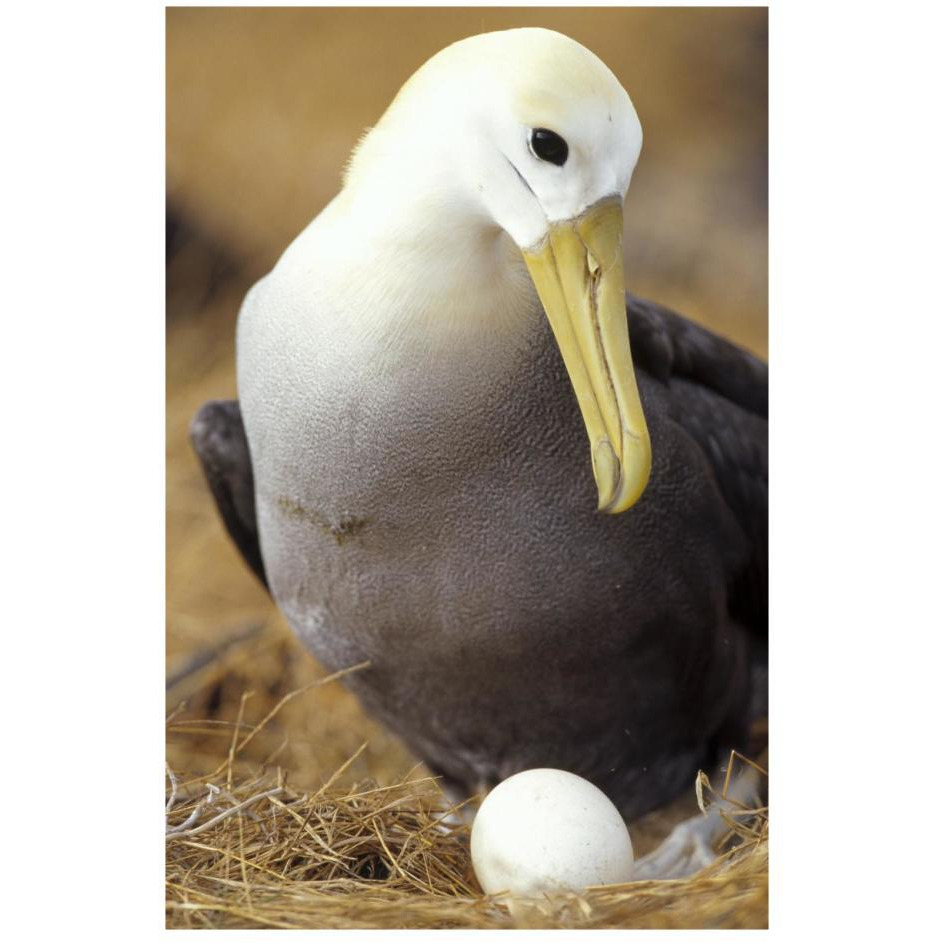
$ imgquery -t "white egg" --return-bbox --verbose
[470,768,634,909]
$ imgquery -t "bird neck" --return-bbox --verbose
[289,165,542,365]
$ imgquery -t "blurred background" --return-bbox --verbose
[166,6,767,824]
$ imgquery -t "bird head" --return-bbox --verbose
[343,28,650,513]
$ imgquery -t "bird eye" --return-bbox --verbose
[529,128,568,166]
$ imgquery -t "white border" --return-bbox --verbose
[5,1,940,937]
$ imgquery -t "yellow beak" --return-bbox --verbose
[522,197,651,513]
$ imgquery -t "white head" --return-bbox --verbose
[324,29,651,513]
[345,28,643,251]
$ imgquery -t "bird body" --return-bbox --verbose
[196,27,767,823]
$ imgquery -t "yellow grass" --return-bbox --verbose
[166,655,768,929]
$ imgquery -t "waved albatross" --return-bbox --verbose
[192,28,767,875]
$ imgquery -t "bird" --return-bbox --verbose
[191,27,767,875]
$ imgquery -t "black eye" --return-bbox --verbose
[529,128,568,166]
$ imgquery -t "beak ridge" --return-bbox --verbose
[523,198,651,514]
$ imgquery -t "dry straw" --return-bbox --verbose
[166,664,768,929]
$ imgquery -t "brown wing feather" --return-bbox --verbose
[190,399,268,591]
[628,294,768,637]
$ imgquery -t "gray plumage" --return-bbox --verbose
[192,292,767,822]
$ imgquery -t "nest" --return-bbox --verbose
[166,653,768,930]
